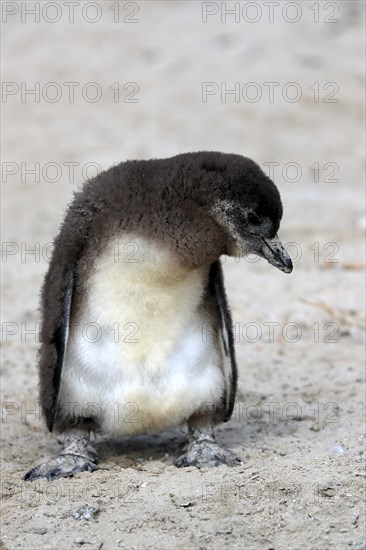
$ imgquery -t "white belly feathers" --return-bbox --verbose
[59,235,225,436]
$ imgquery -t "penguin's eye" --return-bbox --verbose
[247,212,260,225]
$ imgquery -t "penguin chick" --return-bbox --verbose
[24,151,292,481]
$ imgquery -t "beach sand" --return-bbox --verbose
[1,2,365,548]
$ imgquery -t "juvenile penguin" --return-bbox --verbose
[24,151,292,481]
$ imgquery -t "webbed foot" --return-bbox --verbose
[23,454,99,481]
[24,433,99,481]
[174,428,243,468]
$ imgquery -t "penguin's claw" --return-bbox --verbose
[174,436,243,468]
[23,454,99,481]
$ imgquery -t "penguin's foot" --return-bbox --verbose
[23,433,99,481]
[23,454,99,481]
[174,428,243,468]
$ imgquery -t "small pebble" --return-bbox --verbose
[180,502,194,508]
[73,504,100,520]
[331,444,345,455]
[32,527,47,535]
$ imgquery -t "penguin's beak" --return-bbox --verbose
[259,234,293,273]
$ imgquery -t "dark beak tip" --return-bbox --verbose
[260,236,293,274]
[284,259,293,273]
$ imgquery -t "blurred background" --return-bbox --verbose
[1,1,365,549]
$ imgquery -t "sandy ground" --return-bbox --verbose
[1,1,365,549]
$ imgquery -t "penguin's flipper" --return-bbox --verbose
[209,260,238,422]
[40,262,74,432]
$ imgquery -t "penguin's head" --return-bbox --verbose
[203,154,293,273]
